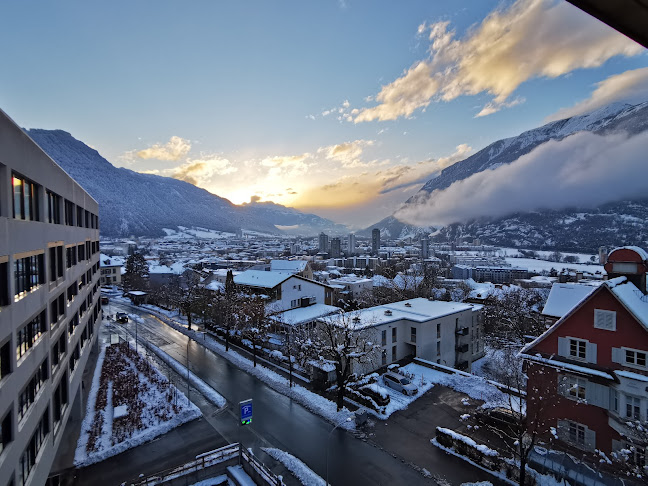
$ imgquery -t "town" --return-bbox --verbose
[1,1,648,486]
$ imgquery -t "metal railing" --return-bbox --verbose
[241,447,286,486]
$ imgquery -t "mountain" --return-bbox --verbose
[238,201,348,235]
[366,101,648,251]
[26,129,345,237]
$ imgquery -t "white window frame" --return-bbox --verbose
[626,395,642,420]
[623,347,648,369]
[569,338,588,361]
[593,309,616,331]
[562,376,587,401]
[568,421,586,446]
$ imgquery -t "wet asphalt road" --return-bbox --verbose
[107,303,494,486]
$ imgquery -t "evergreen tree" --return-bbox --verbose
[123,252,149,291]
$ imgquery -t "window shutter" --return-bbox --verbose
[584,428,596,451]
[586,342,597,364]
[557,337,569,357]
[585,382,608,408]
[611,347,623,364]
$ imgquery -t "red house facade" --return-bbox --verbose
[521,247,648,468]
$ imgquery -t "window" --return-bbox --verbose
[381,349,387,365]
[381,330,386,346]
[18,359,48,421]
[625,349,647,368]
[51,333,66,372]
[14,253,45,300]
[625,443,646,469]
[49,245,64,282]
[0,341,11,380]
[64,199,75,226]
[50,292,65,327]
[68,312,79,339]
[568,421,586,446]
[66,246,77,268]
[436,323,441,339]
[594,309,616,331]
[18,407,49,486]
[12,173,39,221]
[411,327,416,343]
[561,375,586,400]
[53,375,69,430]
[69,344,80,373]
[0,260,8,306]
[436,341,441,356]
[77,243,85,262]
[626,395,641,420]
[569,338,587,360]
[76,206,83,227]
[392,345,397,361]
[67,283,77,304]
[16,311,46,360]
[46,190,61,224]
[392,327,397,343]
[0,409,12,455]
[85,209,90,228]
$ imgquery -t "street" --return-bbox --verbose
[105,302,499,485]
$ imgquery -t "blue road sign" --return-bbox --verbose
[240,399,253,426]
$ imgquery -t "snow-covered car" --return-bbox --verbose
[382,372,418,396]
[116,312,129,323]
[359,384,390,406]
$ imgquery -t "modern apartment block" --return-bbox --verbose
[0,109,101,486]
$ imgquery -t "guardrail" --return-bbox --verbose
[240,447,286,486]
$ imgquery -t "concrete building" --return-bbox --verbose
[329,238,341,259]
[347,234,356,255]
[99,253,123,286]
[371,228,380,256]
[328,275,373,300]
[421,236,430,259]
[0,109,101,486]
[318,232,329,253]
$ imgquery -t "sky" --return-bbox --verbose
[1,0,647,229]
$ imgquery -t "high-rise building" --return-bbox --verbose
[371,228,381,256]
[330,238,341,258]
[421,236,430,259]
[0,109,101,485]
[347,233,356,255]
[318,232,329,253]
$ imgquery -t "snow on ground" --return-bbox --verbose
[138,305,356,430]
[471,347,508,379]
[188,475,228,486]
[75,342,201,467]
[503,257,604,275]
[145,342,227,408]
[262,448,325,486]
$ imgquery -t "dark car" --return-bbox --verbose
[101,296,109,305]
[116,312,129,323]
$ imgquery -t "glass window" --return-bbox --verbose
[568,421,585,445]
[12,173,39,221]
[569,338,587,360]
[14,254,45,300]
[391,327,397,343]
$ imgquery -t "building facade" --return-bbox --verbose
[371,228,380,256]
[347,234,356,256]
[318,232,329,253]
[99,254,122,286]
[329,238,341,259]
[0,109,101,486]
[521,247,648,468]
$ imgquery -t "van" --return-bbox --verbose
[382,372,418,396]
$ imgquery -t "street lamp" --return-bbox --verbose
[326,416,353,486]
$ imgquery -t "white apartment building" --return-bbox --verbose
[0,109,101,486]
[328,275,373,300]
[99,253,123,286]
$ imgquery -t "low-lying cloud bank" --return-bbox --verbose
[394,130,648,227]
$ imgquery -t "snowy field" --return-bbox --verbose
[503,257,604,274]
[75,342,201,466]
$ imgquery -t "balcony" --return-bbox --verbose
[455,327,469,336]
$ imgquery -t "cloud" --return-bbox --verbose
[319,139,374,167]
[171,155,236,186]
[548,67,648,120]
[354,0,643,122]
[250,195,262,203]
[136,136,192,161]
[394,131,648,227]
[260,153,311,175]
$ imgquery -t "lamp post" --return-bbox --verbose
[326,417,353,486]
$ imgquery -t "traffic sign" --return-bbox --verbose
[240,399,253,426]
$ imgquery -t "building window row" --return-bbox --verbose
[16,311,47,361]
[18,358,48,422]
[63,198,98,229]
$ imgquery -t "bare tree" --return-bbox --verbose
[168,271,204,331]
[483,288,548,346]
[303,311,379,411]
[610,419,648,481]
[239,295,269,367]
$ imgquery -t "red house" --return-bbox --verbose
[521,247,648,467]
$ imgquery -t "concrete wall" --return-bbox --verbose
[0,109,101,486]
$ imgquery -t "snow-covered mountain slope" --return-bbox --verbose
[365,100,648,250]
[26,129,345,237]
[239,201,348,235]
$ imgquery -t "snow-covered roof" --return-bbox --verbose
[271,304,340,326]
[234,270,293,289]
[127,290,147,296]
[100,253,124,268]
[206,281,225,292]
[270,260,308,273]
[329,275,373,285]
[541,282,599,318]
[608,277,648,331]
[609,246,648,261]
[338,297,474,330]
[149,262,186,275]
[523,354,615,381]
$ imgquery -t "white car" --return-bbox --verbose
[383,372,418,396]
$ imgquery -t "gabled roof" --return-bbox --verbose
[270,260,308,273]
[522,277,648,354]
[234,270,293,289]
[541,282,600,318]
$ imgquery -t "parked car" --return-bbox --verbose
[359,384,390,406]
[382,372,418,396]
[100,295,109,305]
[116,312,129,323]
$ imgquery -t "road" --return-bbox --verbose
[107,302,498,485]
